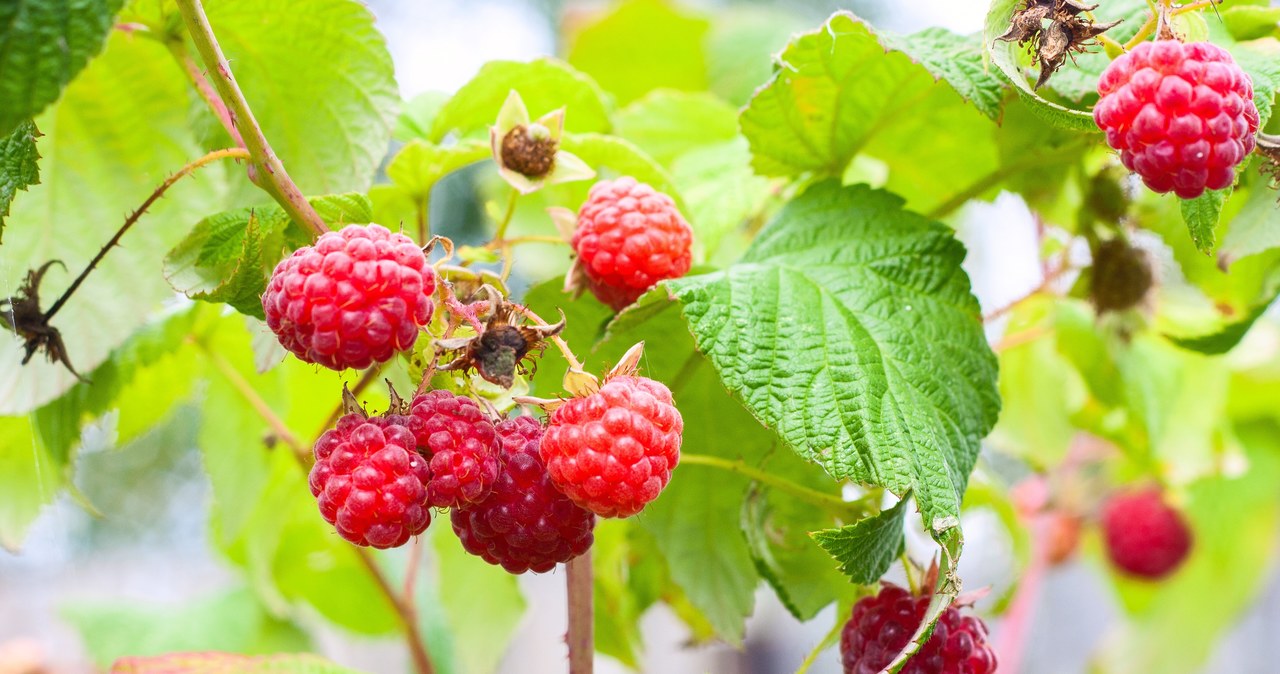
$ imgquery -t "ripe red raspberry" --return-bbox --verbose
[571,177,693,311]
[263,224,436,371]
[540,375,682,518]
[451,417,596,574]
[407,390,501,509]
[1094,40,1260,199]
[841,585,997,674]
[309,413,431,549]
[1101,488,1193,579]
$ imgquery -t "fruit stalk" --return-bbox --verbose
[175,0,328,237]
[566,551,594,674]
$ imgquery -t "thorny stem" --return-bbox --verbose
[175,0,328,237]
[508,302,585,371]
[198,335,437,674]
[354,549,437,674]
[566,552,594,674]
[795,619,844,674]
[680,453,871,517]
[43,148,250,322]
[167,41,245,149]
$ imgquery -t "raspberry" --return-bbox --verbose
[407,390,501,508]
[571,177,693,311]
[263,224,436,371]
[451,417,596,574]
[309,413,432,548]
[1101,488,1193,579]
[840,585,997,674]
[1094,40,1260,199]
[540,375,682,518]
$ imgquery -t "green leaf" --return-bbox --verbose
[592,520,647,668]
[62,588,310,669]
[1220,6,1280,40]
[613,91,739,167]
[879,28,1005,121]
[386,139,489,200]
[0,0,123,136]
[1220,176,1280,264]
[395,91,451,142]
[109,653,366,674]
[811,498,908,584]
[666,181,1000,538]
[596,293,771,644]
[430,58,612,142]
[0,119,41,239]
[984,0,1101,131]
[1181,187,1231,255]
[559,132,679,201]
[198,0,399,194]
[0,415,61,551]
[742,451,861,620]
[0,30,229,413]
[705,7,806,105]
[432,524,527,674]
[669,138,773,261]
[163,194,373,318]
[567,0,710,105]
[741,12,1003,178]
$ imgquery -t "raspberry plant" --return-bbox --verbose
[2,1,1280,674]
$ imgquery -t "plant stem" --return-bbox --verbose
[795,619,844,674]
[679,453,865,516]
[1172,0,1216,15]
[566,552,594,674]
[197,338,438,674]
[43,148,249,322]
[174,0,327,237]
[354,548,437,674]
[167,41,245,149]
[493,189,520,243]
[509,302,586,371]
[1125,10,1159,49]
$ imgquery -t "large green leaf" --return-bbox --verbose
[432,524,526,674]
[0,414,60,550]
[430,59,612,142]
[109,653,365,674]
[666,181,1000,537]
[0,120,41,239]
[741,13,1003,186]
[0,0,123,136]
[0,30,228,414]
[197,0,398,195]
[613,91,739,167]
[63,588,310,669]
[811,497,909,585]
[566,0,710,105]
[163,194,374,318]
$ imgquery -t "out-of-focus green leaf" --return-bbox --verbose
[198,0,399,195]
[63,588,310,669]
[0,31,228,413]
[613,90,738,167]
[430,59,612,142]
[670,138,773,262]
[0,0,123,136]
[706,7,805,105]
[395,91,451,142]
[432,524,526,674]
[0,414,60,551]
[567,0,709,105]
[0,119,40,239]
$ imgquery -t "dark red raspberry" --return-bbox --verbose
[309,413,431,549]
[841,585,997,674]
[451,417,596,574]
[407,390,501,509]
[571,177,693,311]
[1101,488,1193,579]
[540,375,682,518]
[1094,40,1260,199]
[263,224,436,371]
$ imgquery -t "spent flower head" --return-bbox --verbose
[490,90,594,194]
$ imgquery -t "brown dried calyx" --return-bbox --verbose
[0,260,85,381]
[500,123,557,179]
[997,0,1122,89]
[1259,133,1280,195]
[1090,237,1154,314]
[437,297,564,389]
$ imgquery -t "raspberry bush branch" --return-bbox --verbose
[174,0,328,237]
[565,552,594,674]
